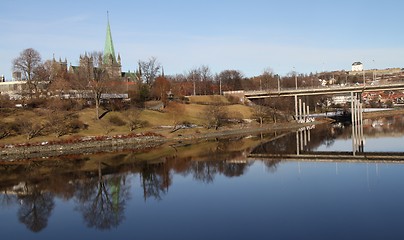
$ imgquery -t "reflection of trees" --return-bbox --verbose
[140,160,171,201]
[191,161,218,183]
[190,160,250,182]
[264,159,281,173]
[75,162,129,230]
[0,191,17,208]
[221,162,249,177]
[251,134,296,154]
[365,116,404,136]
[17,183,55,232]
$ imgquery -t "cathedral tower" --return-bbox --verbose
[103,12,121,80]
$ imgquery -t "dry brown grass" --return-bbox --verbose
[0,98,256,145]
[187,95,230,104]
[227,105,253,119]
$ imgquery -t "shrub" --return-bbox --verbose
[44,111,87,137]
[18,119,45,140]
[204,104,228,130]
[25,98,47,108]
[47,98,84,111]
[0,122,11,139]
[0,94,12,108]
[68,119,87,132]
[128,119,149,131]
[108,99,127,111]
[109,115,126,126]
[225,95,240,104]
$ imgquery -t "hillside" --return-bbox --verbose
[0,100,255,145]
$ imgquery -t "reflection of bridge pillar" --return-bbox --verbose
[296,126,314,155]
[300,129,304,151]
[351,92,364,155]
[355,95,360,152]
[351,92,355,155]
[296,131,300,155]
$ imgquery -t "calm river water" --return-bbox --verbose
[1,115,404,240]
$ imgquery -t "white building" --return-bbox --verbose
[352,62,363,72]
[332,95,352,105]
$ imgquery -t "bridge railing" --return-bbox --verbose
[243,80,404,96]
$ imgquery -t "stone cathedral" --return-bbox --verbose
[103,15,122,80]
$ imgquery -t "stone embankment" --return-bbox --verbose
[0,133,166,161]
[0,119,334,161]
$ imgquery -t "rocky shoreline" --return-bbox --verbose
[0,134,166,161]
[1,108,402,161]
[0,121,317,161]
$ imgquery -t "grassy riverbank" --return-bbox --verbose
[0,100,254,146]
[1,96,403,160]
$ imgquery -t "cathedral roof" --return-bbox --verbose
[103,13,117,65]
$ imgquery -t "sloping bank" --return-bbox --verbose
[0,122,321,161]
[0,134,166,161]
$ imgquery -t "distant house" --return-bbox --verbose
[352,62,363,72]
[332,95,352,105]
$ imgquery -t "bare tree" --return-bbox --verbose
[252,104,271,126]
[126,107,147,131]
[199,65,213,95]
[187,68,200,96]
[166,102,185,132]
[0,122,12,139]
[217,70,244,91]
[261,68,276,90]
[151,76,171,102]
[12,48,42,98]
[138,57,161,86]
[75,52,110,119]
[18,118,45,140]
[204,104,228,130]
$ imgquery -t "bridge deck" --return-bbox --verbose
[244,82,404,98]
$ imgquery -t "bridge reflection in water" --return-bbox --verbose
[249,102,404,163]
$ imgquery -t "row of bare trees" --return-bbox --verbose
[11,48,328,102]
[9,48,328,127]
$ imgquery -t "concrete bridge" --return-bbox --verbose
[242,82,404,99]
[227,82,404,122]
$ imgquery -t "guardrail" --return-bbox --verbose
[243,81,404,98]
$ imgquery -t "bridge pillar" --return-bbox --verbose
[307,105,310,121]
[295,95,298,121]
[299,98,302,121]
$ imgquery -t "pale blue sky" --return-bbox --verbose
[1,0,404,79]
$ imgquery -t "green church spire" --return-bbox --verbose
[104,11,116,64]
